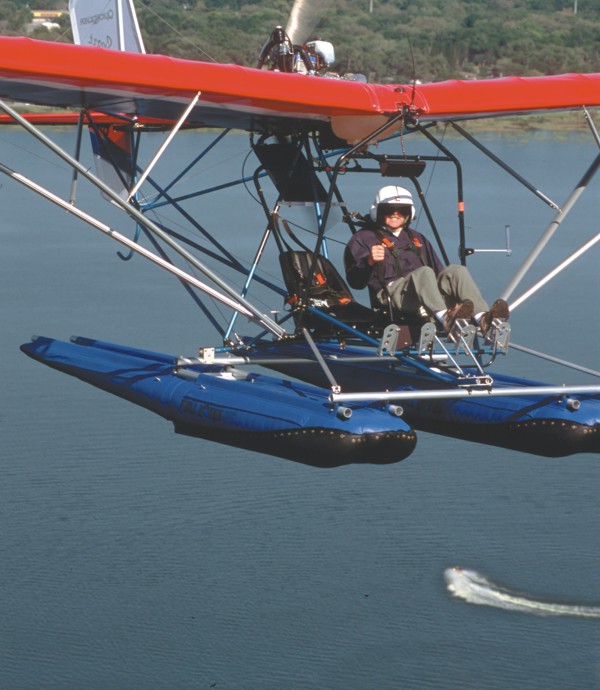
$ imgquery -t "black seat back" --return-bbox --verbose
[278,250,417,347]
[279,250,379,332]
[279,250,354,310]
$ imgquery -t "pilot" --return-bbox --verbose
[344,185,509,334]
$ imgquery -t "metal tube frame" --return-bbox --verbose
[0,161,257,318]
[0,98,285,339]
[4,96,599,405]
[503,149,600,301]
[330,383,600,404]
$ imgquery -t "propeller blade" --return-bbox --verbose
[285,0,323,45]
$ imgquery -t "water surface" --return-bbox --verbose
[1,129,599,689]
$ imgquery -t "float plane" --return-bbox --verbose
[1,0,600,466]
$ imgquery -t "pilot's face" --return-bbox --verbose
[383,207,410,231]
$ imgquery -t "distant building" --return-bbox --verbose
[31,10,64,21]
[29,10,64,32]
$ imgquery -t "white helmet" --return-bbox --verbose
[369,185,416,222]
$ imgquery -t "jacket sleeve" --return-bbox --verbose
[421,235,444,274]
[344,234,373,290]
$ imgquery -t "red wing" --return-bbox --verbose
[417,74,600,119]
[0,37,599,141]
[0,37,403,129]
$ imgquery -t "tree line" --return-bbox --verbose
[7,0,600,82]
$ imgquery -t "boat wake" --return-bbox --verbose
[445,567,600,619]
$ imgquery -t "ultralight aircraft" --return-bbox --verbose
[1,0,600,466]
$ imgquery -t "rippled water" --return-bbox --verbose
[1,129,599,689]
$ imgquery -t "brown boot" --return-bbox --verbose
[444,299,474,334]
[480,299,510,336]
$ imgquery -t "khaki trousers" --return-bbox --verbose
[379,265,488,315]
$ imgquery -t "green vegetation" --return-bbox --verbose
[7,0,600,82]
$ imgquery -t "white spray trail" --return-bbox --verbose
[445,567,600,619]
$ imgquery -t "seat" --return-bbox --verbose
[279,250,380,333]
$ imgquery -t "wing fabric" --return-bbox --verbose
[417,73,600,119]
[0,37,599,140]
[0,37,398,123]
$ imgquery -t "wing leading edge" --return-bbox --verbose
[0,37,599,142]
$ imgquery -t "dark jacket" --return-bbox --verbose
[344,225,444,296]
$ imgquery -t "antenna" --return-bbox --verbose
[407,37,417,109]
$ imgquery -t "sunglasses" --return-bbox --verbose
[380,204,411,217]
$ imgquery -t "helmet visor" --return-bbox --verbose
[379,203,411,218]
